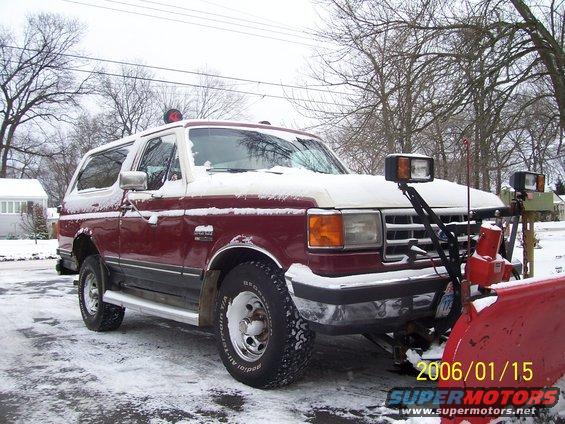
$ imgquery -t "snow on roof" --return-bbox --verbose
[553,192,565,205]
[0,178,48,199]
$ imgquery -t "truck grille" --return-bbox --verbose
[382,208,478,262]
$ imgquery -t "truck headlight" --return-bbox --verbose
[343,211,382,248]
[307,209,382,249]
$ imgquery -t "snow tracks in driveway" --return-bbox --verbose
[0,260,423,423]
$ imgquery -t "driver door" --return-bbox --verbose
[119,129,194,305]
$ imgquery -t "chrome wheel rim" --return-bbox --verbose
[83,273,99,315]
[226,291,270,362]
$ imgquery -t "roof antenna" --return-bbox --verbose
[462,137,472,318]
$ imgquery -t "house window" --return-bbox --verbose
[0,200,36,214]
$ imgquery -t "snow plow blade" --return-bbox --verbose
[439,275,565,424]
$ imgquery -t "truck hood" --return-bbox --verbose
[188,167,503,209]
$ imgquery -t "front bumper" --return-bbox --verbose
[285,264,450,335]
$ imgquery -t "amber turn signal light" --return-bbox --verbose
[536,174,545,193]
[308,213,344,248]
[397,157,411,180]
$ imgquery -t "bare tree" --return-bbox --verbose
[0,13,89,177]
[299,0,475,171]
[96,64,160,138]
[157,67,249,120]
[509,0,565,131]
[37,114,109,205]
[306,0,563,188]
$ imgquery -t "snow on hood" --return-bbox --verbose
[188,167,503,209]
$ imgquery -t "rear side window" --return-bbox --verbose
[137,134,178,190]
[76,145,131,191]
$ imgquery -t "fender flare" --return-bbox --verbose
[71,227,100,267]
[198,242,283,326]
[207,243,282,271]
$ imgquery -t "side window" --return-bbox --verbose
[76,145,131,191]
[137,134,178,190]
[167,149,181,182]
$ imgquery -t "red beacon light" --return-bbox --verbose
[164,109,183,124]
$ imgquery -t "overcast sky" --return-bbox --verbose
[0,0,330,128]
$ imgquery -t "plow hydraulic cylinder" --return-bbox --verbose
[465,224,510,287]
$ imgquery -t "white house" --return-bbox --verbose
[0,178,48,238]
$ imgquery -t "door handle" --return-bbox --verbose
[120,204,133,211]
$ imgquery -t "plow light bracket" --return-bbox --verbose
[385,154,434,183]
[509,171,545,193]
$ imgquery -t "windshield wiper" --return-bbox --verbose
[207,168,256,173]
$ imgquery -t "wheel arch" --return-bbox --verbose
[198,244,283,326]
[72,230,100,270]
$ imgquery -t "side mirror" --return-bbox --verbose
[385,154,434,183]
[509,171,545,193]
[119,171,147,191]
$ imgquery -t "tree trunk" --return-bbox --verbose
[510,0,565,130]
[0,124,16,178]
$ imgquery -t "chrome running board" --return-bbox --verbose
[103,291,199,326]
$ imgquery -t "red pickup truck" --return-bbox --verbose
[57,119,503,388]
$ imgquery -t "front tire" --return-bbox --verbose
[214,261,315,388]
[78,255,124,331]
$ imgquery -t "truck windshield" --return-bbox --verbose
[189,127,347,174]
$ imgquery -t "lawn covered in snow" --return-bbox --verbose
[0,238,58,261]
[512,221,565,277]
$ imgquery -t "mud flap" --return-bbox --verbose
[439,275,565,424]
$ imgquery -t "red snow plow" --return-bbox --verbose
[439,275,565,423]
[384,155,565,422]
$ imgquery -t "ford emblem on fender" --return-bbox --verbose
[194,225,214,242]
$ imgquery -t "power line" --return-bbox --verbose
[69,67,350,107]
[101,0,313,41]
[60,0,320,48]
[194,0,301,31]
[135,0,310,36]
[6,45,350,96]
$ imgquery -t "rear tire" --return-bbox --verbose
[78,255,124,332]
[214,261,315,388]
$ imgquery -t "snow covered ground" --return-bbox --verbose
[0,221,563,423]
[0,239,58,262]
[512,221,565,277]
[0,260,427,423]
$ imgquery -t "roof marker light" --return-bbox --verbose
[164,109,183,124]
